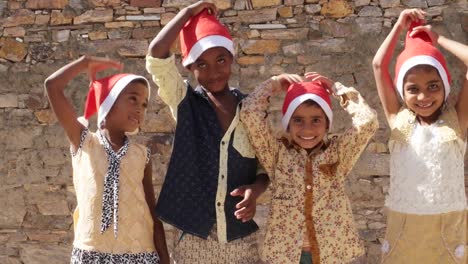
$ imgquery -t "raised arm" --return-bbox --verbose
[148,1,217,58]
[372,9,426,126]
[411,24,468,132]
[44,56,122,152]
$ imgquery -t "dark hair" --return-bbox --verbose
[128,78,148,87]
[403,64,441,83]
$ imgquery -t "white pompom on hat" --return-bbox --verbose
[77,73,150,128]
[179,9,234,67]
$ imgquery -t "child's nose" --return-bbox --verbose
[417,92,428,100]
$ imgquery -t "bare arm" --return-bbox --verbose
[143,157,169,264]
[44,56,122,152]
[372,9,426,126]
[148,1,218,58]
[411,25,468,131]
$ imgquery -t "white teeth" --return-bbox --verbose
[417,102,433,108]
[300,136,316,140]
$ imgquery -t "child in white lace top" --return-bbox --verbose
[372,8,468,263]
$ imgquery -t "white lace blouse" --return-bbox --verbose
[386,107,467,215]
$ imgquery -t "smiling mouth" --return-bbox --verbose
[130,117,140,124]
[416,102,434,109]
[299,136,316,140]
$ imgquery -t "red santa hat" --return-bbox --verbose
[282,81,333,131]
[180,9,234,67]
[394,21,451,100]
[78,73,150,128]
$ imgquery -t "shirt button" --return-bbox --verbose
[221,141,225,145]
[306,185,312,190]
[221,174,225,179]
[217,202,221,206]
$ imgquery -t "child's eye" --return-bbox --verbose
[428,83,440,91]
[197,62,207,69]
[292,118,303,125]
[217,58,225,64]
[129,96,137,102]
[406,86,418,94]
[312,118,322,124]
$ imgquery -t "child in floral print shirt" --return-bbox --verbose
[240,72,378,264]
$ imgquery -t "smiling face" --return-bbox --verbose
[403,65,445,124]
[188,47,233,93]
[288,100,328,151]
[104,80,149,133]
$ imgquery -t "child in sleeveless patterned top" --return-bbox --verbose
[372,8,468,264]
[45,56,169,264]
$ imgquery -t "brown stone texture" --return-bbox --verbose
[25,0,68,9]
[321,0,354,18]
[0,38,27,62]
[0,1,467,263]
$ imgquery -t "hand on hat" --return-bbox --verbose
[304,72,335,96]
[396,9,427,30]
[84,56,123,82]
[187,1,218,17]
[410,24,439,45]
[273,74,303,93]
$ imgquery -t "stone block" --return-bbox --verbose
[319,19,353,37]
[89,0,121,6]
[25,0,68,9]
[249,24,286,29]
[379,0,400,8]
[50,11,72,25]
[126,15,161,20]
[426,6,446,16]
[143,7,165,13]
[130,0,161,7]
[34,109,57,124]
[321,0,354,18]
[384,7,404,17]
[160,12,176,26]
[358,6,382,17]
[402,0,428,8]
[353,152,390,176]
[355,0,370,7]
[2,9,36,27]
[24,185,70,216]
[132,27,160,39]
[237,8,277,23]
[237,56,265,65]
[305,4,321,14]
[426,0,444,6]
[34,15,50,25]
[260,28,309,40]
[282,43,305,56]
[0,38,27,62]
[3,27,25,37]
[356,17,383,34]
[88,31,107,40]
[141,107,176,133]
[19,243,71,264]
[278,6,293,17]
[252,0,281,8]
[73,9,113,24]
[0,187,26,229]
[240,39,281,54]
[104,21,134,28]
[79,39,148,57]
[285,0,305,5]
[51,30,70,42]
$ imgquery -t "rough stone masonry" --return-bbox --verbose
[0,0,467,263]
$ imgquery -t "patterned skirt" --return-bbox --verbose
[71,247,160,264]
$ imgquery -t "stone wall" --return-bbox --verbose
[0,0,467,263]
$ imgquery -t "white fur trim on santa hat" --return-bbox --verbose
[97,74,150,128]
[396,55,450,100]
[282,94,333,131]
[182,35,234,67]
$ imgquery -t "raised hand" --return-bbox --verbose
[304,72,335,95]
[273,74,303,93]
[187,0,218,17]
[85,56,123,82]
[410,24,439,45]
[396,8,427,30]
